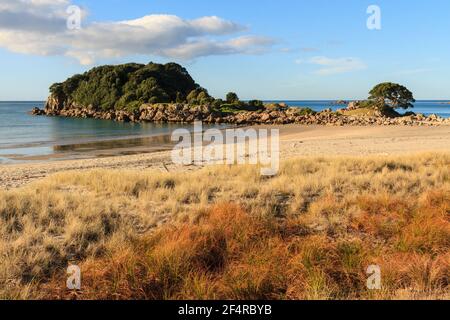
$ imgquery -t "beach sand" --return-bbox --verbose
[1,125,449,189]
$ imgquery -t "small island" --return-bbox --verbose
[32,62,449,126]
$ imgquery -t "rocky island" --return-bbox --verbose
[32,62,450,126]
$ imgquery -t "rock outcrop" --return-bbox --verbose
[32,97,450,127]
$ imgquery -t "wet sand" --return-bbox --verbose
[1,125,449,189]
[2,134,176,162]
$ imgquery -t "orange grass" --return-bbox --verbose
[1,153,449,300]
[44,191,449,300]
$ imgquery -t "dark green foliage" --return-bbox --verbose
[186,88,212,105]
[212,99,224,109]
[247,100,265,111]
[296,107,316,115]
[215,101,266,114]
[369,82,415,109]
[214,95,265,113]
[216,104,246,114]
[49,62,203,111]
[226,92,239,104]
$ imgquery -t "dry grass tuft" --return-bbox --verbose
[0,153,449,299]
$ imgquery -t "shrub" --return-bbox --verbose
[296,107,316,115]
[226,92,239,104]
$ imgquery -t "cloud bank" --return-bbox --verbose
[0,0,274,64]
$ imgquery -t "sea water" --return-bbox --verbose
[0,101,449,162]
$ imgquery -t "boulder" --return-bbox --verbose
[153,111,167,122]
[347,101,361,110]
[260,113,271,122]
[29,107,45,116]
[29,99,449,127]
[44,94,65,113]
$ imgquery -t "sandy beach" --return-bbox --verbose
[1,124,449,189]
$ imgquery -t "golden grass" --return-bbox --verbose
[0,153,449,299]
[339,107,378,116]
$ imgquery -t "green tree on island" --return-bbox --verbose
[369,82,415,109]
[186,88,211,105]
[226,92,239,104]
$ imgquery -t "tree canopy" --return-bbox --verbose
[49,62,266,114]
[369,82,415,109]
[226,92,239,104]
[49,62,204,111]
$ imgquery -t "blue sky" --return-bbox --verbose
[1,0,449,100]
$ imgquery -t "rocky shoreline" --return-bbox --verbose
[31,96,450,127]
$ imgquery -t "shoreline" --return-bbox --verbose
[1,124,449,189]
[0,133,176,163]
[35,100,450,126]
[0,123,239,164]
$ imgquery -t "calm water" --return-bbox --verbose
[0,101,449,163]
[269,100,450,118]
[0,101,226,163]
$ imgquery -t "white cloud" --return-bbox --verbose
[0,0,73,32]
[0,0,274,64]
[301,56,367,75]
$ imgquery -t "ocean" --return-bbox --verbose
[270,100,450,118]
[0,101,225,163]
[0,101,449,163]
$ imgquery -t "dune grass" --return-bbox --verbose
[0,153,449,299]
